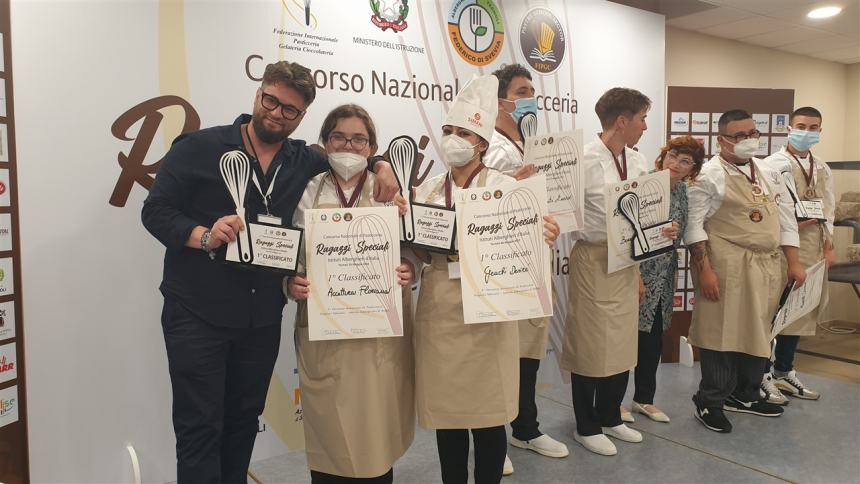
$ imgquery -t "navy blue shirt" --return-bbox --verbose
[142,114,329,328]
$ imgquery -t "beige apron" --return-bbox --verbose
[414,168,520,429]
[296,174,415,478]
[519,314,551,359]
[560,240,639,377]
[689,162,783,358]
[781,162,831,335]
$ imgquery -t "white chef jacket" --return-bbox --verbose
[483,129,524,176]
[574,136,649,243]
[685,155,799,247]
[762,147,835,236]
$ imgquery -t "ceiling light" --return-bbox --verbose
[807,6,842,19]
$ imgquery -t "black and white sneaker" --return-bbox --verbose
[693,396,732,433]
[724,395,784,417]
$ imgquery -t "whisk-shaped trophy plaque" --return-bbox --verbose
[220,150,302,274]
[606,170,674,272]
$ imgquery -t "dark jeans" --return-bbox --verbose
[695,349,766,408]
[310,469,393,484]
[162,298,281,484]
[511,357,542,441]
[436,426,507,484]
[634,313,664,404]
[571,371,629,436]
[766,335,801,373]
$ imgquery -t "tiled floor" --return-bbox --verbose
[250,363,860,483]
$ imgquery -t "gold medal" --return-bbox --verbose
[447,254,459,262]
[805,186,816,199]
[751,185,764,197]
[749,209,763,223]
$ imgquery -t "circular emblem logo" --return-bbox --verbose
[749,209,763,223]
[482,191,492,201]
[0,182,6,196]
[332,213,342,222]
[474,112,481,121]
[370,0,409,32]
[447,0,505,66]
[519,7,566,75]
[493,190,503,199]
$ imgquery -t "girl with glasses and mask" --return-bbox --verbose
[627,136,704,424]
[284,104,414,484]
[405,75,560,484]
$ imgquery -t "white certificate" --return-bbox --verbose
[771,259,826,339]
[455,175,553,324]
[305,206,403,340]
[605,170,674,273]
[523,129,584,233]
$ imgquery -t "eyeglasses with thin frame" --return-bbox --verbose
[260,92,306,120]
[720,129,761,142]
[666,151,695,168]
[328,133,369,150]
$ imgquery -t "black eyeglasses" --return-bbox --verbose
[720,129,761,142]
[260,92,306,120]
[328,133,369,150]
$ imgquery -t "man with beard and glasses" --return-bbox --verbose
[142,61,399,483]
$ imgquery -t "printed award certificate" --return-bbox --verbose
[771,259,826,339]
[305,206,403,340]
[523,129,585,233]
[605,170,674,273]
[455,175,553,324]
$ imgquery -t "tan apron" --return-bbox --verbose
[413,168,520,429]
[296,174,415,478]
[519,314,551,359]
[689,162,783,358]
[560,240,639,377]
[782,162,831,335]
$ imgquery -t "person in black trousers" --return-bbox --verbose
[142,61,398,483]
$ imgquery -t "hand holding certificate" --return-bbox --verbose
[455,175,553,324]
[305,206,403,340]
[605,170,674,273]
[771,259,826,339]
[523,130,585,233]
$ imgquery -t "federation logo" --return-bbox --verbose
[519,7,566,75]
[370,0,409,32]
[447,0,504,67]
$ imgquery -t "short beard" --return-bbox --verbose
[252,113,289,144]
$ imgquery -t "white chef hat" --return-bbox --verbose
[444,74,498,143]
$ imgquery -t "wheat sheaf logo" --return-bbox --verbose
[519,7,566,75]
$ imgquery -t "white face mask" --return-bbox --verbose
[727,137,759,159]
[440,134,479,168]
[328,151,367,181]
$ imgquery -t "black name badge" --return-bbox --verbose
[408,202,457,254]
[224,214,303,275]
[627,220,675,261]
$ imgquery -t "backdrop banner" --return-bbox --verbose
[13,0,664,481]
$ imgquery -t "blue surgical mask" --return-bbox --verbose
[787,128,820,151]
[504,97,538,123]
